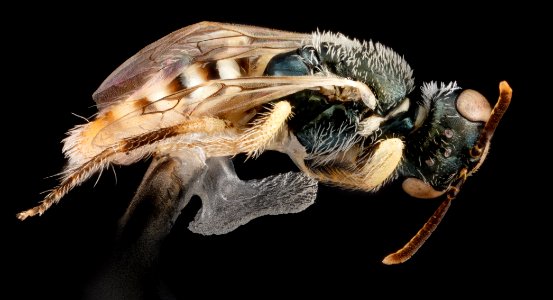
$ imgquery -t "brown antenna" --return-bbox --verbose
[382,81,512,265]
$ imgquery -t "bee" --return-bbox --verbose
[17,21,511,264]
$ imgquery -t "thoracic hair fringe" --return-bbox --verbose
[421,81,460,104]
[302,122,361,167]
[310,30,415,95]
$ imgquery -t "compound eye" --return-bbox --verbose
[402,178,445,199]
[456,89,492,122]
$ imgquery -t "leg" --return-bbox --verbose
[200,101,292,158]
[17,117,228,220]
[237,101,292,158]
[309,138,404,191]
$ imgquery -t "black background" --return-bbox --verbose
[5,3,545,299]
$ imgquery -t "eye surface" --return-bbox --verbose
[456,89,492,122]
[402,177,446,199]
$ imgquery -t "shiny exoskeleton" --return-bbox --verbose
[265,44,485,193]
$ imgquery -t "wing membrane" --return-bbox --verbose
[92,22,309,108]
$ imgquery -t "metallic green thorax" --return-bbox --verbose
[265,34,485,192]
[312,31,414,115]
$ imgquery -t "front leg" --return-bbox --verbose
[308,138,404,192]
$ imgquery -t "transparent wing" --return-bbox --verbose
[19,22,378,221]
[92,21,309,108]
[90,75,376,149]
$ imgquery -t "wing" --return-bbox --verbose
[18,22,378,221]
[67,75,375,166]
[92,21,309,108]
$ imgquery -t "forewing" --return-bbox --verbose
[92,21,309,108]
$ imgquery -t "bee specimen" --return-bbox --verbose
[17,21,511,264]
